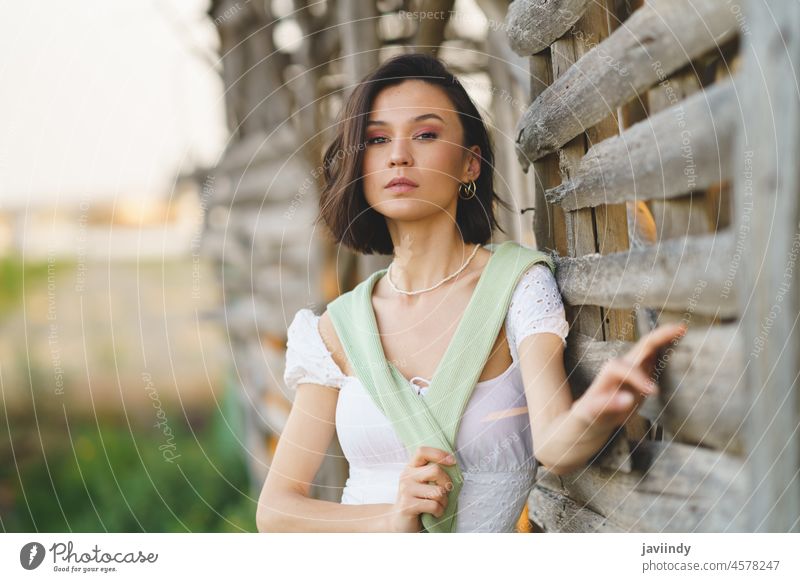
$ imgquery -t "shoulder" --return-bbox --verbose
[287,308,345,361]
[284,308,348,391]
[287,307,320,343]
[507,262,569,348]
[511,261,558,300]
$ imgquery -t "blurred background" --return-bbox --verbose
[0,0,246,532]
[1,0,541,532]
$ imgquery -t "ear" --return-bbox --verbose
[460,145,481,182]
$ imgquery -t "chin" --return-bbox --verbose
[370,197,445,222]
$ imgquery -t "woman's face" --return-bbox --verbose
[361,79,480,222]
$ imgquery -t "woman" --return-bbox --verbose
[256,53,686,533]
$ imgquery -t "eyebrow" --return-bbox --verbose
[365,113,446,127]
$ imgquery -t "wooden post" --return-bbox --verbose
[733,0,800,532]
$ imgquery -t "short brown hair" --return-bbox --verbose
[315,52,511,255]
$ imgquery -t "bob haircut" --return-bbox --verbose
[315,52,511,255]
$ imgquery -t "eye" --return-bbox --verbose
[415,131,438,140]
[365,136,387,146]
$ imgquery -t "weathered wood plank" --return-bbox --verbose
[644,65,710,243]
[733,0,800,532]
[548,12,607,340]
[565,325,746,454]
[528,483,624,532]
[506,0,593,55]
[651,324,745,454]
[529,53,563,253]
[546,77,739,211]
[536,440,748,531]
[572,1,635,347]
[515,0,742,168]
[554,230,737,317]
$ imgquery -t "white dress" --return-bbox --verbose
[284,263,570,532]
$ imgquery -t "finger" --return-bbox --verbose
[606,393,643,426]
[626,323,686,367]
[412,497,446,520]
[407,483,447,512]
[415,482,449,508]
[416,464,454,491]
[604,358,658,396]
[623,323,687,368]
[612,390,636,409]
[410,447,456,467]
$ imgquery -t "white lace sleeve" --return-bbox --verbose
[284,308,347,391]
[507,263,569,350]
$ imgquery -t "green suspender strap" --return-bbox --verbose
[326,241,555,532]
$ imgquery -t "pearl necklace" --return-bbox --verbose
[386,243,481,296]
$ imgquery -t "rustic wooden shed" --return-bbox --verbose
[199,0,799,532]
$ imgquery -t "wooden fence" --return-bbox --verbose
[504,0,799,532]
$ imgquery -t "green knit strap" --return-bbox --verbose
[327,241,555,532]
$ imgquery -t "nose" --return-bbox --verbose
[388,137,412,167]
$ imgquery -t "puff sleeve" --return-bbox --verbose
[507,263,570,350]
[283,308,347,391]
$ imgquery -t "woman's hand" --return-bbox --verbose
[387,446,456,533]
[571,322,688,432]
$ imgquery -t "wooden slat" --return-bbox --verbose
[529,53,564,253]
[546,77,739,211]
[566,325,746,454]
[563,331,629,395]
[528,485,624,532]
[572,2,634,345]
[506,0,593,55]
[638,64,717,324]
[548,9,607,340]
[528,0,638,467]
[733,0,800,532]
[514,0,742,167]
[645,66,710,242]
[650,323,745,454]
[554,230,737,317]
[534,440,748,531]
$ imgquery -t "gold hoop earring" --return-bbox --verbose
[459,180,477,200]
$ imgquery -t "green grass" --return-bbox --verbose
[0,380,257,532]
[0,254,52,316]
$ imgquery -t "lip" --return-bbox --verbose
[385,176,419,191]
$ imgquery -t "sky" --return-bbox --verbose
[0,0,228,210]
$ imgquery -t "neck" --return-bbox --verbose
[387,221,478,292]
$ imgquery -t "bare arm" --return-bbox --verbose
[519,333,614,475]
[255,380,393,532]
[519,324,688,476]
